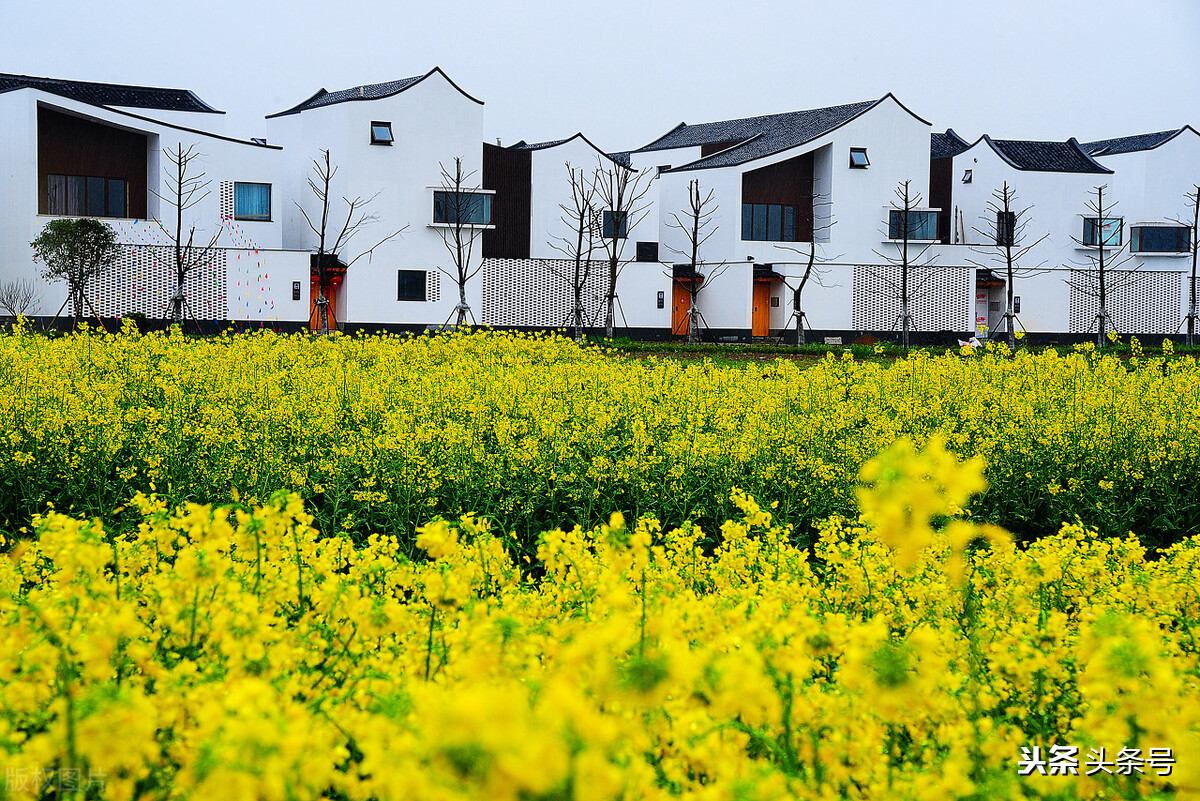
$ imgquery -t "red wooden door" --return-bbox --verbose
[752,282,770,337]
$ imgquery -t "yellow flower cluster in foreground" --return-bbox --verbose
[1,440,1196,800]
[1,324,1199,546]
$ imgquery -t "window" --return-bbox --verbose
[234,182,272,221]
[602,210,627,239]
[849,148,869,169]
[370,121,393,145]
[433,191,492,225]
[636,241,659,262]
[741,203,803,242]
[962,169,973,183]
[398,270,427,301]
[888,210,938,240]
[1131,225,1190,253]
[1083,217,1122,247]
[996,211,1016,246]
[46,174,128,218]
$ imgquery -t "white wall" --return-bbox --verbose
[266,71,485,327]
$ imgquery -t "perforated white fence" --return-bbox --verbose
[89,246,227,320]
[852,264,972,331]
[481,258,608,327]
[427,271,441,303]
[1068,270,1182,334]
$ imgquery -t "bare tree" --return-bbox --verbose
[433,158,489,327]
[593,157,654,338]
[0,278,39,320]
[966,181,1050,348]
[1170,185,1200,346]
[151,143,221,327]
[547,162,601,340]
[869,180,939,348]
[663,179,729,344]
[1064,185,1137,346]
[296,149,407,335]
[774,194,838,346]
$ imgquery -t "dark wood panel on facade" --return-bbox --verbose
[37,107,147,218]
[482,143,531,259]
[929,157,953,244]
[742,152,815,240]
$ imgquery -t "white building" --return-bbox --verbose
[0,73,309,328]
[2,68,1196,342]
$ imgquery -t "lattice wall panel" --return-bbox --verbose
[1068,270,1182,334]
[90,246,227,320]
[427,271,441,303]
[219,182,234,221]
[481,258,607,327]
[852,265,971,331]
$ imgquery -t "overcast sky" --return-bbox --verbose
[3,0,1198,152]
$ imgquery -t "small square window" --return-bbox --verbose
[371,121,393,145]
[398,269,427,301]
[849,148,869,169]
[234,182,271,221]
[770,296,779,307]
[603,210,628,239]
[1083,217,1122,247]
[636,241,659,262]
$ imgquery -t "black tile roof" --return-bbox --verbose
[636,94,928,173]
[982,136,1112,174]
[931,128,971,159]
[266,67,483,118]
[0,72,220,113]
[607,151,633,168]
[1082,127,1195,156]
[507,133,625,166]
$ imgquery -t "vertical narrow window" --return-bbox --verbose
[67,176,86,216]
[752,204,767,240]
[996,211,1016,246]
[767,204,782,241]
[107,179,127,218]
[47,174,67,215]
[234,182,272,221]
[783,206,797,242]
[741,204,753,240]
[86,177,106,217]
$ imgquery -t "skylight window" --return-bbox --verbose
[849,148,869,169]
[370,121,393,146]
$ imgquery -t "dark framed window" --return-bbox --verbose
[234,182,272,221]
[433,191,492,225]
[370,121,393,145]
[398,270,427,301]
[46,174,129,218]
[1083,217,1122,247]
[602,210,628,239]
[996,211,1016,246]
[888,210,938,240]
[849,148,870,169]
[636,241,659,262]
[1131,225,1190,253]
[740,203,804,242]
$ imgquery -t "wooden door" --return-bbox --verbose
[672,282,691,336]
[752,281,771,337]
[310,281,338,331]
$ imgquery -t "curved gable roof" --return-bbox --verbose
[507,132,624,166]
[660,94,928,173]
[978,135,1112,174]
[1082,126,1198,156]
[931,128,971,159]
[0,72,221,113]
[266,67,482,118]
